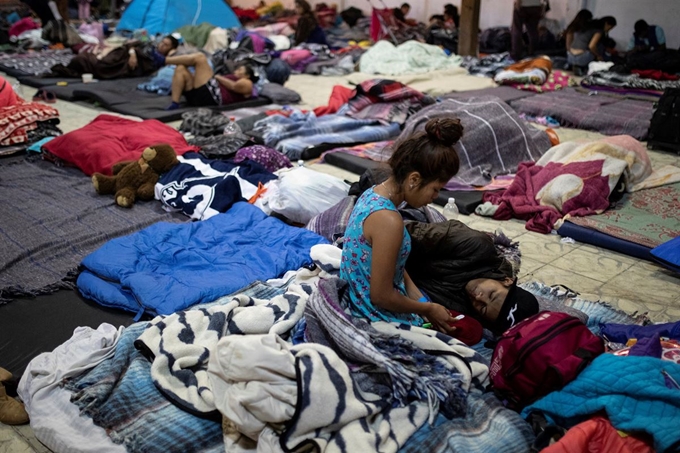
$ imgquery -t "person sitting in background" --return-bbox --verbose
[629,20,666,54]
[293,0,328,46]
[444,3,459,29]
[428,14,445,28]
[164,53,257,110]
[563,8,592,51]
[626,20,680,72]
[392,2,410,24]
[567,16,617,71]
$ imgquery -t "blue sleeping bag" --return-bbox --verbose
[77,202,328,318]
[651,236,680,273]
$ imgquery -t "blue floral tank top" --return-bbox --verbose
[340,187,423,326]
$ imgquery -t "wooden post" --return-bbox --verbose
[458,0,481,57]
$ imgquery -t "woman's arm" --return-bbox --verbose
[565,31,573,51]
[589,31,603,60]
[214,75,253,97]
[404,270,424,301]
[365,211,454,332]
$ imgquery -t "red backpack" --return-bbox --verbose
[489,311,604,409]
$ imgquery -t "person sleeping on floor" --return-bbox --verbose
[338,117,585,344]
[163,53,258,110]
[49,34,179,79]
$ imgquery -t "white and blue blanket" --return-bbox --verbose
[155,152,276,220]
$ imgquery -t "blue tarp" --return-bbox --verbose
[117,0,240,36]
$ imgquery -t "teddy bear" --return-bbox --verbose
[92,143,179,208]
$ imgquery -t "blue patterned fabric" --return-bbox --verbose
[523,354,680,453]
[254,110,401,160]
[340,187,422,326]
[400,391,534,453]
[65,322,223,453]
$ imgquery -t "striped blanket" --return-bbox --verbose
[207,277,489,453]
[63,282,287,453]
[134,283,314,414]
[510,88,654,140]
[401,392,534,453]
[65,322,224,453]
[0,156,182,303]
[0,102,59,145]
[400,97,552,186]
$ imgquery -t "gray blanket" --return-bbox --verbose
[399,97,552,186]
[0,156,183,303]
[510,88,653,140]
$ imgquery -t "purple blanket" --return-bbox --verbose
[510,88,653,140]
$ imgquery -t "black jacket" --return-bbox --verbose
[405,220,513,314]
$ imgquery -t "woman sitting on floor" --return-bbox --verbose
[339,118,464,336]
[164,53,257,110]
[567,16,617,70]
[564,9,592,52]
[294,0,328,46]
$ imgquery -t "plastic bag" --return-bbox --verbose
[267,167,350,224]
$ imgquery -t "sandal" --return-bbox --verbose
[32,89,57,104]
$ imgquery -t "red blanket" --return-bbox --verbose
[42,114,199,176]
[0,102,59,146]
[483,160,611,234]
[313,85,354,117]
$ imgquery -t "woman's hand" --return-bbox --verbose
[423,303,456,335]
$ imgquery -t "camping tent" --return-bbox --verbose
[117,0,241,35]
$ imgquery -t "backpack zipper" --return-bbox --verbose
[505,317,582,378]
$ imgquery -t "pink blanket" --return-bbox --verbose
[484,160,611,234]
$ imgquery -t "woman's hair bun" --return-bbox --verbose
[424,117,463,146]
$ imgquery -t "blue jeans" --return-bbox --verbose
[567,51,595,68]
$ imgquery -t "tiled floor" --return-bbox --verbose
[1,73,680,452]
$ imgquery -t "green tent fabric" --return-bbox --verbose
[176,23,216,49]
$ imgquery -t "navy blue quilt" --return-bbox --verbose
[155,152,276,220]
[77,202,327,317]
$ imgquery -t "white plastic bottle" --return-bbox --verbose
[443,197,459,220]
[223,120,242,137]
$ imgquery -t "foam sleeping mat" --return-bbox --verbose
[557,220,653,261]
[17,76,86,101]
[323,152,488,214]
[0,65,30,78]
[71,77,271,122]
[16,75,82,88]
[0,289,137,378]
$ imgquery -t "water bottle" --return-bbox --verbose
[297,160,304,167]
[223,120,242,137]
[443,197,459,220]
